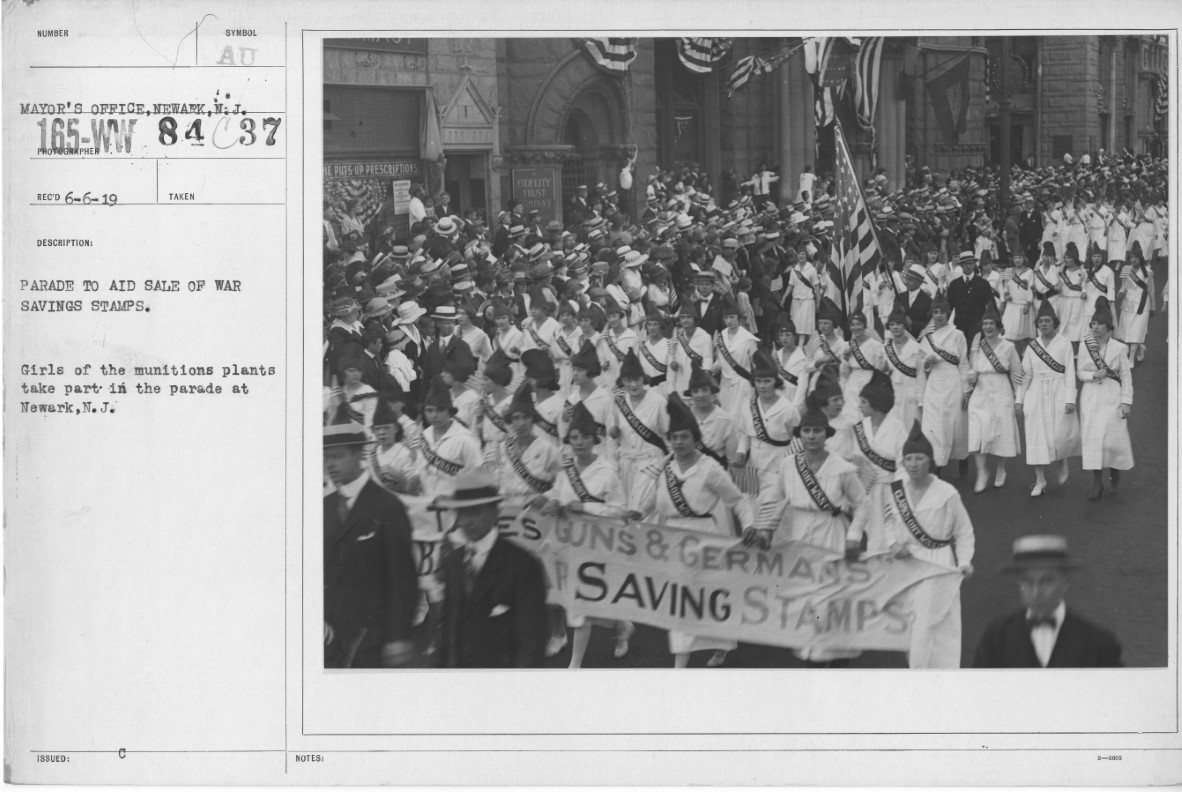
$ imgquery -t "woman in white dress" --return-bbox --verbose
[789,254,820,346]
[883,422,975,669]
[1055,243,1088,347]
[966,302,1022,493]
[839,312,887,426]
[630,394,756,669]
[1017,300,1081,496]
[1001,253,1035,348]
[1116,241,1155,367]
[849,370,907,554]
[804,297,849,393]
[542,401,631,669]
[920,294,971,474]
[749,401,868,667]
[712,294,758,421]
[1077,297,1134,501]
[1083,245,1118,331]
[883,307,927,429]
[1063,197,1089,260]
[1041,202,1064,260]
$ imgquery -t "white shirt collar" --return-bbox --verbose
[1026,600,1067,668]
[466,528,499,574]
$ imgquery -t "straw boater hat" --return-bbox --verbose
[323,411,372,448]
[431,304,458,322]
[999,534,1080,572]
[428,469,505,511]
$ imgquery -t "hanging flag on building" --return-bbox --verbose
[1152,73,1169,124]
[581,38,637,75]
[852,37,884,132]
[677,38,732,74]
[805,37,838,127]
[830,122,883,319]
[726,41,801,98]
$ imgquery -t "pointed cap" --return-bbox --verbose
[618,347,645,382]
[684,363,719,395]
[666,392,701,440]
[570,339,601,377]
[565,400,603,444]
[901,419,935,460]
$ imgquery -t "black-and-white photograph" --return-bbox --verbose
[320,34,1169,672]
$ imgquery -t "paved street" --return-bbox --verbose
[542,258,1171,669]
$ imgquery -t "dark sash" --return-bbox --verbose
[504,437,554,494]
[561,456,604,503]
[422,437,464,477]
[535,410,560,439]
[1033,268,1058,300]
[776,352,800,386]
[714,332,752,382]
[885,340,918,378]
[794,453,845,517]
[605,332,628,363]
[695,440,727,469]
[664,461,711,519]
[555,331,574,357]
[817,333,841,364]
[794,271,816,292]
[639,339,669,377]
[614,391,668,453]
[526,321,550,351]
[1012,271,1031,290]
[1084,334,1121,384]
[368,445,408,494]
[480,395,508,433]
[853,423,896,473]
[1128,268,1150,314]
[750,397,792,447]
[677,330,704,366]
[926,334,960,366]
[1028,337,1066,374]
[889,480,956,561]
[978,335,1008,374]
[850,339,876,371]
[1088,268,1107,293]
[1062,270,1083,292]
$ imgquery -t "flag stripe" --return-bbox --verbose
[853,37,884,131]
[678,37,732,74]
[830,123,883,319]
[583,38,637,74]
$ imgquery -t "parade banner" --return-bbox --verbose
[403,495,955,653]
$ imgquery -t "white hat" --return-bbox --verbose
[393,300,427,325]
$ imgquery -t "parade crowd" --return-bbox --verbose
[323,148,1166,670]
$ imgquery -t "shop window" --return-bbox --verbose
[323,86,420,156]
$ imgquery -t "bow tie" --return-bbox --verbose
[1027,615,1058,630]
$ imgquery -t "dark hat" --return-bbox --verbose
[719,293,741,317]
[794,402,835,438]
[859,368,895,414]
[677,301,698,320]
[901,419,935,460]
[666,392,701,441]
[323,398,371,446]
[528,286,554,312]
[750,347,781,386]
[1091,295,1115,329]
[423,375,455,413]
[683,364,720,396]
[565,400,603,444]
[931,291,952,314]
[810,366,843,406]
[1042,241,1058,258]
[484,348,514,386]
[371,394,401,427]
[336,345,368,376]
[504,381,538,422]
[570,340,602,377]
[1129,240,1145,260]
[521,348,558,389]
[1064,241,1080,262]
[980,299,1004,331]
[774,315,797,337]
[886,305,911,330]
[816,296,843,326]
[617,348,645,382]
[603,294,627,316]
[1036,298,1060,326]
[443,338,477,381]
[999,534,1081,572]
[427,469,504,510]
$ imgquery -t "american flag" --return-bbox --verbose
[804,37,839,127]
[677,38,732,74]
[830,122,883,319]
[852,37,884,132]
[582,38,637,75]
[727,43,797,98]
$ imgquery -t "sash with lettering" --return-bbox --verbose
[535,409,560,440]
[1033,268,1058,300]
[367,445,409,494]
[663,461,712,519]
[776,351,800,386]
[853,423,896,473]
[849,339,876,371]
[816,333,841,364]
[613,391,668,453]
[695,440,727,469]
[604,331,629,363]
[1084,333,1121,384]
[480,394,508,433]
[561,455,604,503]
[1088,267,1108,294]
[526,321,551,351]
[750,397,792,447]
[1011,270,1031,291]
[714,332,752,382]
[1128,268,1151,314]
[421,435,464,477]
[677,330,704,367]
[925,332,960,366]
[504,437,554,494]
[555,330,576,358]
[638,340,669,384]
[884,340,918,378]
[794,453,846,518]
[1062,269,1083,292]
[888,479,956,562]
[1028,337,1065,374]
[977,335,1008,374]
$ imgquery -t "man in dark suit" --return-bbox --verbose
[433,470,548,668]
[894,263,933,334]
[973,535,1123,668]
[420,305,464,386]
[946,251,999,341]
[1018,194,1043,264]
[323,420,419,668]
[691,270,726,336]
